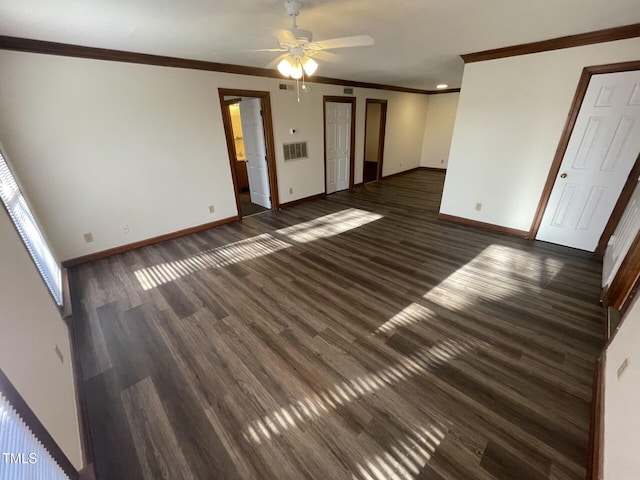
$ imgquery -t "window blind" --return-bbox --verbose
[0,149,62,305]
[0,392,71,480]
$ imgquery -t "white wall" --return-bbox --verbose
[0,50,429,260]
[441,38,640,230]
[603,180,640,287]
[420,92,459,169]
[0,207,82,469]
[603,295,640,480]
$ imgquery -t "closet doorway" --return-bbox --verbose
[363,99,387,183]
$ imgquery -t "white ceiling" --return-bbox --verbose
[0,0,639,89]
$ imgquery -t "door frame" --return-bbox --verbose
[218,88,280,217]
[323,96,356,193]
[529,60,640,243]
[363,98,388,181]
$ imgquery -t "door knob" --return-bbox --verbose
[560,172,568,178]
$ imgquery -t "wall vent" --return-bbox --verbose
[279,83,295,91]
[344,87,354,95]
[283,141,308,161]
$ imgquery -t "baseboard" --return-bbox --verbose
[586,354,605,480]
[437,213,530,238]
[381,167,420,180]
[79,464,97,480]
[353,182,364,188]
[418,166,447,172]
[280,192,327,209]
[62,215,239,267]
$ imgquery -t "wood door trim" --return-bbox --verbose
[603,229,640,311]
[529,61,640,240]
[363,99,388,181]
[0,368,79,479]
[218,88,280,212]
[586,354,605,480]
[597,152,640,254]
[323,96,357,193]
[461,23,640,63]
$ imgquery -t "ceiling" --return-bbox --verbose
[0,0,639,89]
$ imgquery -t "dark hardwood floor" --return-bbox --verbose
[69,171,604,480]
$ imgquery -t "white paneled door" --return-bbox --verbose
[537,70,640,251]
[239,98,271,209]
[325,102,352,194]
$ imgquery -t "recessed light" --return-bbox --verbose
[436,84,448,89]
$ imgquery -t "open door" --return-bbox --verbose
[239,98,271,209]
[536,70,640,251]
[219,89,279,218]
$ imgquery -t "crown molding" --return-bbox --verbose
[0,35,459,95]
[461,23,640,63]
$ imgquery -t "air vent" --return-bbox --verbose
[344,87,354,95]
[279,83,295,91]
[283,141,308,161]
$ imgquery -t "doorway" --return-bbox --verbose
[219,89,279,218]
[363,99,388,183]
[323,96,356,194]
[534,70,640,251]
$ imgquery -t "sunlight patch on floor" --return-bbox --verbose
[245,338,481,444]
[353,425,446,480]
[276,208,382,243]
[133,233,291,289]
[374,303,437,335]
[423,244,565,310]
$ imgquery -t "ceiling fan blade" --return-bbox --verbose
[311,50,340,63]
[266,53,288,69]
[251,48,288,52]
[312,35,374,50]
[274,29,298,45]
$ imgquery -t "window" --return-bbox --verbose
[0,148,62,305]
[0,391,72,479]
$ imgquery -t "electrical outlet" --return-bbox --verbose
[617,358,629,379]
[54,344,64,364]
[209,205,215,214]
[289,187,293,194]
[121,224,129,233]
[475,202,482,211]
[83,232,94,243]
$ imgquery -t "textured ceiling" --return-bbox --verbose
[0,0,639,89]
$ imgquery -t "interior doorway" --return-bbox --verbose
[323,96,356,194]
[363,99,388,183]
[534,69,640,251]
[219,89,279,218]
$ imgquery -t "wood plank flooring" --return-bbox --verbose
[69,171,604,480]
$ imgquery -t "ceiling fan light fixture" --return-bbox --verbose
[277,57,293,77]
[290,61,303,80]
[301,57,318,76]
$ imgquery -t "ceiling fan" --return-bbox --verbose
[256,0,375,81]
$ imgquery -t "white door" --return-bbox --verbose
[537,71,640,251]
[239,98,271,209]
[325,102,351,194]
